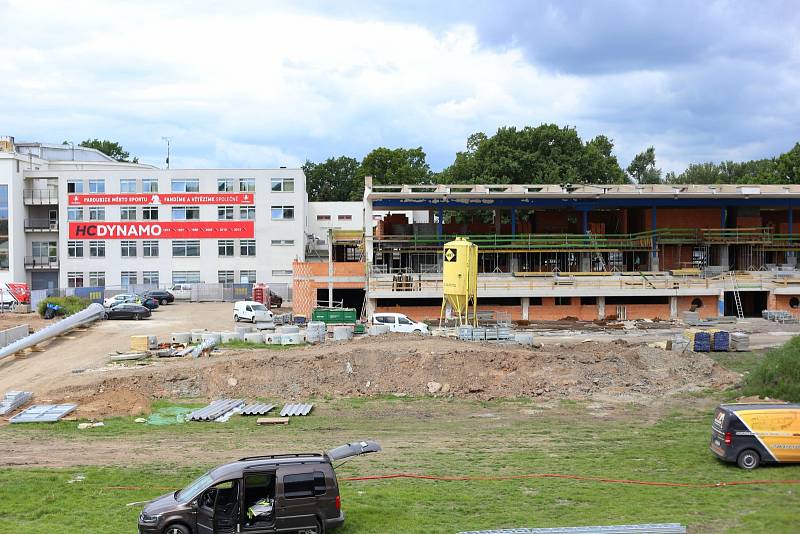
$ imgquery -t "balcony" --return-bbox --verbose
[24,219,59,232]
[24,256,59,269]
[23,189,59,205]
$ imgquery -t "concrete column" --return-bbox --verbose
[580,253,592,272]
[364,176,374,264]
[787,251,797,268]
[510,254,519,273]
[669,296,678,319]
[521,296,530,320]
[719,245,730,270]
[365,297,377,318]
[582,210,589,234]
[494,209,501,233]
[597,296,606,320]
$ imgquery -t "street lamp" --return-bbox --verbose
[162,137,171,169]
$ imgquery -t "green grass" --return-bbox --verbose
[708,350,766,374]
[743,336,800,401]
[2,396,800,533]
[36,295,92,317]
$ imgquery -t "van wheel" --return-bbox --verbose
[164,524,191,534]
[252,316,257,324]
[297,518,325,534]
[234,314,239,322]
[737,449,760,470]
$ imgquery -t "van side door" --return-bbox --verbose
[274,466,326,531]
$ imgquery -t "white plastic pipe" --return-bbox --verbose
[0,303,106,360]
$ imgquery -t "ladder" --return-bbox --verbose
[728,271,744,319]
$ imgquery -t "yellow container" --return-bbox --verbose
[441,237,478,324]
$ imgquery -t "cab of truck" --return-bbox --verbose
[138,440,380,534]
[710,403,800,469]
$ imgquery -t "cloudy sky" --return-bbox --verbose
[2,0,798,174]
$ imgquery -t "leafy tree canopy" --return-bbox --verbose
[626,146,662,184]
[78,138,138,163]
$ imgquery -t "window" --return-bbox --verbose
[338,214,353,221]
[172,206,200,220]
[217,178,234,192]
[218,240,234,257]
[239,178,255,192]
[67,207,83,221]
[171,179,199,193]
[239,270,256,284]
[67,272,84,288]
[691,298,704,309]
[142,271,159,285]
[120,206,137,220]
[67,181,83,193]
[89,271,106,286]
[88,180,105,193]
[121,240,137,257]
[240,206,255,220]
[270,239,295,246]
[555,297,572,306]
[316,215,331,221]
[142,240,159,257]
[120,179,136,193]
[32,241,57,260]
[283,472,326,499]
[173,240,200,257]
[142,206,159,220]
[172,271,201,284]
[218,270,235,284]
[89,241,105,258]
[218,206,234,220]
[374,315,393,324]
[271,177,294,192]
[67,241,84,258]
[89,207,105,221]
[121,271,137,286]
[271,206,294,220]
[240,239,256,256]
[580,297,597,305]
[271,269,292,277]
[398,316,413,325]
[791,297,800,309]
[142,179,158,193]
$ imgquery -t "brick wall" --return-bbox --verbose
[644,208,721,230]
[773,294,800,312]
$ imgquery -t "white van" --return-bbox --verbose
[372,312,429,334]
[234,301,274,323]
[169,283,194,300]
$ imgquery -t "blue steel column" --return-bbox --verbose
[721,206,727,228]
[511,208,517,237]
[437,205,443,239]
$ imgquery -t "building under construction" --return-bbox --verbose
[294,179,800,322]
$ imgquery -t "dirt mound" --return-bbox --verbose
[49,335,739,405]
[61,389,151,419]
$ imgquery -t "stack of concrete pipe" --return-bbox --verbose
[171,332,192,344]
[220,331,243,343]
[243,333,265,344]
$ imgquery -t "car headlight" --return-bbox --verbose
[139,511,161,524]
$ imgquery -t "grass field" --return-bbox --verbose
[2,350,799,533]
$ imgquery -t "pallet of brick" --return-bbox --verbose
[712,331,730,352]
[693,331,711,352]
[730,332,750,352]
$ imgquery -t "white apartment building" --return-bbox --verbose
[0,136,306,291]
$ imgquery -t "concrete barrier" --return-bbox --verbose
[170,332,192,344]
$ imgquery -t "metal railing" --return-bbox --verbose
[24,256,59,269]
[24,219,58,231]
[23,189,59,204]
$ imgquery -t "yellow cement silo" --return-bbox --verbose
[440,237,478,326]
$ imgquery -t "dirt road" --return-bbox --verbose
[0,302,235,394]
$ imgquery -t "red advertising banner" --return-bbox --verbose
[68,221,255,239]
[68,193,255,205]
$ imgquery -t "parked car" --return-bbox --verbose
[103,293,139,308]
[105,303,151,320]
[138,440,380,534]
[371,312,429,334]
[143,289,175,305]
[138,296,160,310]
[233,301,274,323]
[710,402,800,469]
[169,284,194,300]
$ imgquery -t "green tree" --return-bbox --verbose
[776,142,800,183]
[626,146,661,184]
[440,124,628,184]
[79,139,138,163]
[358,147,432,186]
[302,156,361,201]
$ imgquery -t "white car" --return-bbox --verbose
[233,300,274,323]
[372,312,429,334]
[103,293,138,308]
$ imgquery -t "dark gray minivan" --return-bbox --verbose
[138,441,380,534]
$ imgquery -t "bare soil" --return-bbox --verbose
[43,335,738,417]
